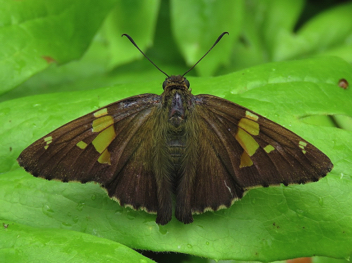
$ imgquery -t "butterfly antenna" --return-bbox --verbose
[122,34,169,78]
[182,32,229,77]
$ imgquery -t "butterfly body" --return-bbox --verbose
[18,33,333,225]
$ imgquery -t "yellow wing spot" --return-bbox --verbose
[93,108,108,118]
[92,115,114,133]
[98,149,111,165]
[299,141,307,147]
[235,128,259,156]
[245,111,259,121]
[238,118,259,136]
[240,151,253,168]
[76,141,88,150]
[264,144,275,153]
[92,125,116,154]
[43,136,53,150]
[44,136,52,142]
[299,141,307,154]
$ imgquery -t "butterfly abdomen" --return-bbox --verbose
[167,135,186,172]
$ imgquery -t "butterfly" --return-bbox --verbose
[18,32,333,225]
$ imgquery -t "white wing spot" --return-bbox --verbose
[224,180,233,196]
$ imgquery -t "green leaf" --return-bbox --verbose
[229,0,305,70]
[273,1,352,61]
[1,56,352,261]
[170,0,243,76]
[101,0,161,68]
[0,221,155,263]
[0,0,118,94]
[229,0,352,71]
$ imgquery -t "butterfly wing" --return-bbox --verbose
[175,94,333,223]
[18,94,161,213]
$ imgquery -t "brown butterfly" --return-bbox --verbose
[18,32,333,225]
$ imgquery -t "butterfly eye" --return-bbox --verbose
[162,80,167,90]
[184,78,190,89]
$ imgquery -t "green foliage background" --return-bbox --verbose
[1,0,352,262]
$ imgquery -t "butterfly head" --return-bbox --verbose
[162,75,190,91]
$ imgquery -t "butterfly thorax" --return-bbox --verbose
[162,75,192,128]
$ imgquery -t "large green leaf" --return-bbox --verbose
[0,0,118,95]
[1,56,351,261]
[0,221,154,263]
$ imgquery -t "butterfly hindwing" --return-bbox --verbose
[174,102,244,223]
[18,93,161,213]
